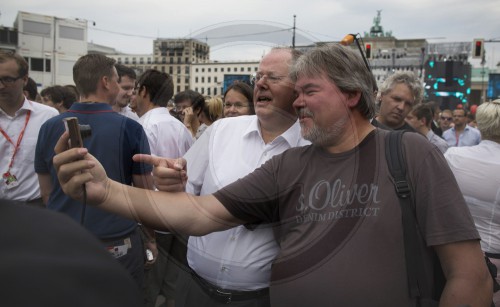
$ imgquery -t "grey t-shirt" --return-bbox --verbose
[214,129,479,306]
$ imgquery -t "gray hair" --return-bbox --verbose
[378,71,423,106]
[289,43,377,119]
[476,100,500,142]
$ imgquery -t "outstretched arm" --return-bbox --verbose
[53,132,242,236]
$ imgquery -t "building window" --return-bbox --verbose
[195,68,199,72]
[177,77,181,83]
[207,88,211,96]
[228,67,231,72]
[202,68,205,72]
[214,88,217,96]
[208,77,211,83]
[221,68,224,72]
[247,67,251,72]
[177,85,181,93]
[170,58,174,64]
[45,59,51,72]
[208,68,211,72]
[214,68,218,72]
[59,25,84,40]
[125,58,129,64]
[30,58,44,72]
[178,57,181,64]
[201,77,205,83]
[195,77,198,83]
[147,58,152,64]
[161,66,165,72]
[185,77,189,83]
[185,66,189,74]
[23,20,50,36]
[214,77,217,83]
[169,67,173,74]
[177,66,181,74]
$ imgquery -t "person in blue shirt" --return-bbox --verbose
[35,54,154,288]
[442,108,481,147]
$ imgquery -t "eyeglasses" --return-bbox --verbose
[224,102,249,109]
[252,72,286,85]
[0,75,22,86]
[440,116,453,121]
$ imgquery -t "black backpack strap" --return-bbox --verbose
[385,131,424,300]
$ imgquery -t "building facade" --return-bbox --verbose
[14,11,88,88]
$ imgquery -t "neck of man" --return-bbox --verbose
[324,114,375,154]
[111,104,122,112]
[418,125,430,137]
[80,93,109,104]
[0,95,25,117]
[454,123,465,133]
[258,112,297,144]
[376,115,404,130]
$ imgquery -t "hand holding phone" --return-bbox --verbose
[63,117,83,149]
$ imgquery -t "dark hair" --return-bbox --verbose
[290,44,377,119]
[411,104,433,127]
[24,77,38,101]
[73,54,116,97]
[136,69,173,107]
[173,89,204,106]
[64,84,80,101]
[223,81,255,115]
[0,50,29,77]
[115,64,136,81]
[41,85,77,110]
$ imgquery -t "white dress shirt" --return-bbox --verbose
[118,106,139,121]
[138,107,193,158]
[185,115,310,290]
[445,140,500,253]
[0,98,58,201]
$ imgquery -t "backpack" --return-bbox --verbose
[385,130,499,307]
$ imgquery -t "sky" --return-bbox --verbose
[1,0,499,68]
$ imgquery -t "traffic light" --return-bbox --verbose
[472,39,484,59]
[364,43,372,59]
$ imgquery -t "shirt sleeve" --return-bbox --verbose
[213,156,281,224]
[405,133,480,246]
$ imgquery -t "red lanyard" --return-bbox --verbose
[0,110,31,170]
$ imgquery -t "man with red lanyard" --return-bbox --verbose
[0,51,58,206]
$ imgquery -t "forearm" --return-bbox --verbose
[100,179,240,236]
[439,273,492,307]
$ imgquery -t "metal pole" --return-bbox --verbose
[292,15,296,49]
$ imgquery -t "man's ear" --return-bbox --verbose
[346,91,362,108]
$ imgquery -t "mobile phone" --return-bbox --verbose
[63,117,83,149]
[146,249,154,261]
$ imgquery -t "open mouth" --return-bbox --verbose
[256,95,272,103]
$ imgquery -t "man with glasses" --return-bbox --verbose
[439,109,454,133]
[0,51,58,206]
[112,64,139,121]
[172,90,204,138]
[374,71,423,132]
[442,108,481,147]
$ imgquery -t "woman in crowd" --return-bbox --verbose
[223,82,255,118]
[192,96,223,138]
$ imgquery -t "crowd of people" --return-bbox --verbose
[0,43,499,306]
